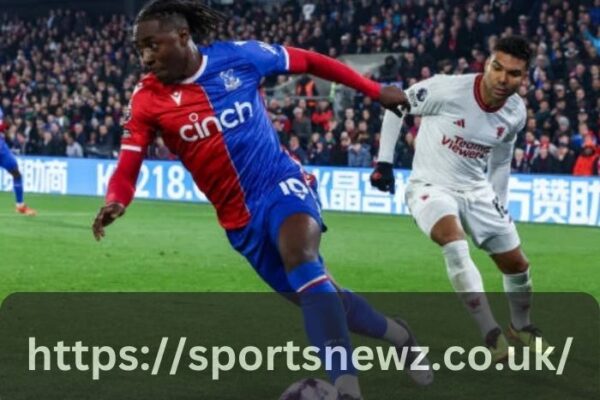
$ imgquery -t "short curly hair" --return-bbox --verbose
[493,35,532,65]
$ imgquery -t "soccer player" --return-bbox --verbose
[370,36,547,361]
[91,1,431,397]
[0,107,36,216]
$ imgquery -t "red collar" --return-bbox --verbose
[473,74,506,113]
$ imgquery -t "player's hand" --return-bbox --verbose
[370,162,396,194]
[379,85,411,119]
[92,202,125,241]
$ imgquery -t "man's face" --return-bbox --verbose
[483,51,527,102]
[133,19,190,84]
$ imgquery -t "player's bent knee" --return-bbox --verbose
[283,250,319,272]
[10,169,21,180]
[434,233,466,247]
[512,256,530,273]
[278,213,321,271]
[492,248,529,274]
[502,260,529,274]
[430,216,466,246]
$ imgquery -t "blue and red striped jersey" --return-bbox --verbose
[110,40,382,229]
[121,41,302,229]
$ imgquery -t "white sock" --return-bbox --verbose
[334,374,361,399]
[443,240,498,337]
[503,269,532,330]
[383,317,410,347]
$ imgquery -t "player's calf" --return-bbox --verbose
[492,247,533,330]
[442,240,500,337]
[279,215,361,399]
[9,168,36,216]
[490,247,529,274]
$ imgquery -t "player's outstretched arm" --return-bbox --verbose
[488,141,514,209]
[92,149,143,241]
[370,109,406,194]
[286,47,410,116]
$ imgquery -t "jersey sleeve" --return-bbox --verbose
[106,84,154,206]
[510,104,527,141]
[120,84,154,153]
[404,75,448,116]
[488,140,514,208]
[232,40,289,77]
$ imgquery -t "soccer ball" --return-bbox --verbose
[279,378,340,400]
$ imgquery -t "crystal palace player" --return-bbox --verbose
[92,1,431,397]
[0,106,36,216]
[371,36,548,361]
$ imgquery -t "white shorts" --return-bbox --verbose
[405,182,521,254]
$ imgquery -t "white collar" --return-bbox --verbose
[180,53,207,84]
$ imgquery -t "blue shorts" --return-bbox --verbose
[0,140,17,171]
[226,174,324,293]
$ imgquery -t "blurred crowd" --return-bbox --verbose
[0,0,599,176]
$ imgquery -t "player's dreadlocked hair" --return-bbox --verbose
[493,35,532,65]
[135,0,224,37]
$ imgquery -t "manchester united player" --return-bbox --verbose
[371,36,548,361]
[91,1,431,397]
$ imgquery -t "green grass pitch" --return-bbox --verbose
[0,192,598,300]
[0,192,598,400]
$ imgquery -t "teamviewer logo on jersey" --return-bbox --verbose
[220,69,242,91]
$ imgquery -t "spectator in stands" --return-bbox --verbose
[9,132,32,155]
[531,145,556,174]
[348,139,372,168]
[72,123,87,149]
[396,132,415,169]
[273,118,288,147]
[526,117,542,139]
[295,75,318,109]
[556,116,574,141]
[288,135,308,165]
[323,131,336,152]
[291,107,312,146]
[400,52,419,80]
[378,55,399,83]
[343,108,357,125]
[580,123,598,146]
[522,131,538,164]
[0,0,597,180]
[39,130,62,156]
[573,140,599,176]
[308,141,330,166]
[511,148,530,173]
[554,142,576,174]
[65,133,83,158]
[311,100,333,134]
[538,133,556,156]
[97,125,113,151]
[330,132,350,166]
[343,119,357,141]
[361,109,378,134]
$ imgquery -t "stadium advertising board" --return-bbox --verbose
[0,156,599,226]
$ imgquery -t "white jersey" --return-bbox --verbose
[404,73,526,191]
